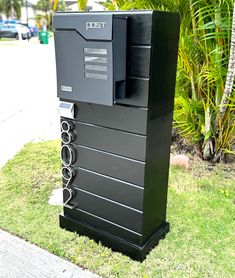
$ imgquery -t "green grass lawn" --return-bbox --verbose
[0,141,234,277]
[0,38,16,41]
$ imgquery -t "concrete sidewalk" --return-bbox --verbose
[0,39,60,168]
[0,229,100,278]
[0,40,102,278]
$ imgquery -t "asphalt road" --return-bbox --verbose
[0,39,60,167]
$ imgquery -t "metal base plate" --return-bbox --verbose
[59,213,169,261]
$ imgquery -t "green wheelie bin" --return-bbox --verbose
[38,31,49,44]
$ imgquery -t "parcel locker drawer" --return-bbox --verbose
[126,12,153,45]
[61,121,146,161]
[63,207,142,245]
[73,145,145,186]
[72,103,148,135]
[116,77,149,107]
[67,168,144,211]
[127,46,151,78]
[70,189,143,233]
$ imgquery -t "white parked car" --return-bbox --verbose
[0,23,31,40]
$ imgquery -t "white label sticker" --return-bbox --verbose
[61,85,72,92]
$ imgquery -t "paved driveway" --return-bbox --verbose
[0,39,60,167]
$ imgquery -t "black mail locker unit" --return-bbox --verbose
[53,10,180,260]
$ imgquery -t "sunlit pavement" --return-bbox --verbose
[0,36,39,45]
[0,38,102,278]
[0,38,60,167]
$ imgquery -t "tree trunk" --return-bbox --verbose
[216,3,235,122]
[112,0,119,10]
[53,0,59,11]
[203,106,214,160]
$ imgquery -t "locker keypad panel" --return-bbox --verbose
[53,11,180,261]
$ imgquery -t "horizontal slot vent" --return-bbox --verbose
[85,72,107,80]
[84,56,107,63]
[84,48,108,80]
[85,64,107,72]
[84,48,107,55]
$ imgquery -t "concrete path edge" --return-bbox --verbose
[0,229,101,278]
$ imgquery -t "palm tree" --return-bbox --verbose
[216,2,235,121]
[0,0,4,14]
[51,0,235,162]
[53,0,87,11]
[104,0,235,162]
[1,0,23,19]
[77,0,87,11]
[212,2,235,161]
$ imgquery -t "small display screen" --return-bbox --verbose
[60,102,71,109]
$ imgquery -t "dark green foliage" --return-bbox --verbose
[35,0,66,29]
[0,0,23,19]
[99,0,235,162]
[36,0,51,13]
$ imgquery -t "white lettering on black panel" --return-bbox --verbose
[86,22,106,30]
